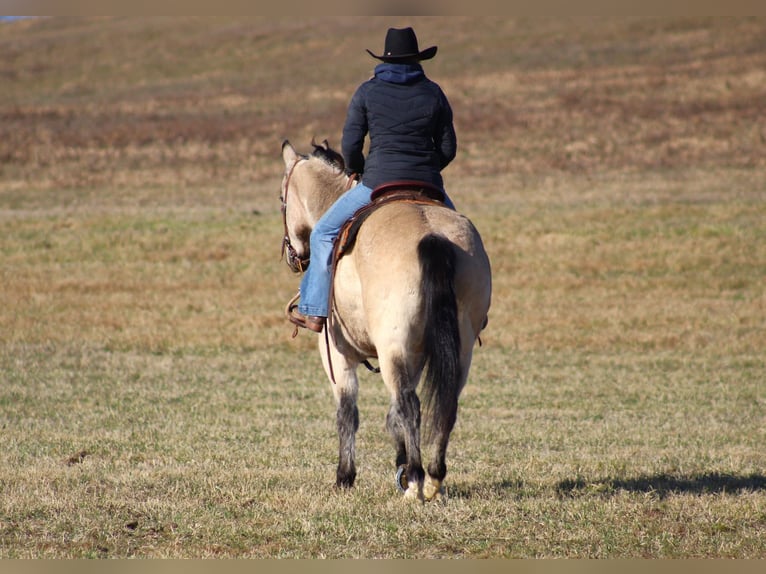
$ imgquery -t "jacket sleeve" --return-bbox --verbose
[434,90,457,170]
[341,85,368,175]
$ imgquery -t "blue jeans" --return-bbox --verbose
[298,182,455,317]
[298,183,374,317]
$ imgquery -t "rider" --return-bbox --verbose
[289,26,457,333]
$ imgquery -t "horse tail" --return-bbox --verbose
[417,233,462,444]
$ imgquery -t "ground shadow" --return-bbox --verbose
[445,472,766,501]
[556,471,766,499]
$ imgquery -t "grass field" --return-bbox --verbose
[1,17,765,558]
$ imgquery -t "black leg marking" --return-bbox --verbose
[399,387,425,487]
[386,404,408,467]
[336,392,359,488]
[427,441,449,483]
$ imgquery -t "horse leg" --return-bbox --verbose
[423,348,472,502]
[319,338,359,488]
[386,406,407,469]
[381,356,425,500]
[335,382,359,488]
[424,424,455,501]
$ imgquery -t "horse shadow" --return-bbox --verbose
[449,472,766,500]
[556,471,766,500]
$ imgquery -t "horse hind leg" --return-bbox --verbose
[385,405,407,468]
[422,401,455,502]
[423,349,472,502]
[393,388,425,501]
[382,357,425,500]
[424,433,450,501]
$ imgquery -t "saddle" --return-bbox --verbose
[333,180,447,260]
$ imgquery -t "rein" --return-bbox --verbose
[280,157,356,273]
[280,157,310,273]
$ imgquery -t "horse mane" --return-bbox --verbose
[310,138,345,172]
[299,139,348,208]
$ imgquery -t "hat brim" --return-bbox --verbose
[366,45,438,62]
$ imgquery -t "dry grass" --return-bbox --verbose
[0,17,764,558]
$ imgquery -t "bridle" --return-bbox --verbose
[280,156,356,274]
[280,157,310,273]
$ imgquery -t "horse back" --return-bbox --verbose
[332,200,491,358]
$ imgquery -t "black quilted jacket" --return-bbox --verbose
[341,62,457,190]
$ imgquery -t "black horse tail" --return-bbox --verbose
[418,233,462,444]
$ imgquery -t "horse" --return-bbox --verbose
[279,139,491,501]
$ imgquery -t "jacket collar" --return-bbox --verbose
[374,62,425,84]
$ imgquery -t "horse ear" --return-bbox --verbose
[282,140,299,166]
[310,137,330,153]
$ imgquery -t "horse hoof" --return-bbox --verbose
[396,466,424,501]
[423,475,445,502]
[403,483,424,502]
[395,465,407,494]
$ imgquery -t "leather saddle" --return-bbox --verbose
[333,180,447,261]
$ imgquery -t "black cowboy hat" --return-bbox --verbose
[366,27,437,62]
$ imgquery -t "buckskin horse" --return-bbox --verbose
[279,139,491,501]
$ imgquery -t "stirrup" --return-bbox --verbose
[285,293,325,336]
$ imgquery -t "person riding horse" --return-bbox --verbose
[289,26,457,333]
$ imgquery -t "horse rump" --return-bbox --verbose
[417,233,462,443]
